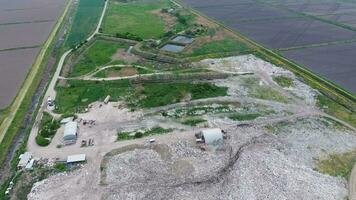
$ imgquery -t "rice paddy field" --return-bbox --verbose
[182,0,356,94]
[0,0,68,108]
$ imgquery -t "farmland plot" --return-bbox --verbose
[0,0,67,108]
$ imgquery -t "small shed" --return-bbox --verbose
[63,121,78,145]
[60,117,73,124]
[201,128,223,146]
[18,152,32,168]
[104,95,111,104]
[25,159,35,170]
[67,154,86,164]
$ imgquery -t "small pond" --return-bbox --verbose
[161,44,185,53]
[172,35,194,44]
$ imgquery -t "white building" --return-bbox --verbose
[18,152,32,168]
[201,128,223,146]
[63,121,78,145]
[67,154,86,164]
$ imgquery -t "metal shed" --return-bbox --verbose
[201,128,223,146]
[63,121,78,145]
[67,154,86,163]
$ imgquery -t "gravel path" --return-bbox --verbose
[350,164,356,200]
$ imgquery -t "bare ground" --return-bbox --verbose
[27,55,355,200]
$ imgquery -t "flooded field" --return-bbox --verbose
[0,48,40,108]
[182,0,356,94]
[0,0,67,108]
[282,43,356,94]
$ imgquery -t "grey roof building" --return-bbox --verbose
[63,121,78,145]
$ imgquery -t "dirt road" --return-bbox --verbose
[350,164,356,200]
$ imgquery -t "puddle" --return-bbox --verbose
[172,35,194,44]
[161,44,185,53]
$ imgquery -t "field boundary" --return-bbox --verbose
[174,0,355,110]
[0,0,73,144]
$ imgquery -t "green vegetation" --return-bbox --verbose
[163,104,234,118]
[56,80,131,115]
[317,94,356,127]
[35,112,60,146]
[69,40,128,77]
[181,118,206,126]
[229,113,260,121]
[117,126,172,141]
[57,81,227,115]
[65,0,104,47]
[317,150,356,178]
[35,135,50,147]
[273,76,294,88]
[103,0,169,39]
[242,77,289,103]
[172,11,195,33]
[132,82,228,108]
[53,163,67,172]
[192,39,249,56]
[0,108,9,126]
[251,85,289,103]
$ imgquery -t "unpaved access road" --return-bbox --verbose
[350,164,356,200]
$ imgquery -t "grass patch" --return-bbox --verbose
[317,150,356,178]
[35,112,60,146]
[242,77,289,103]
[192,39,249,56]
[132,82,228,108]
[317,94,356,127]
[250,85,289,103]
[117,126,172,141]
[64,0,104,47]
[273,76,294,88]
[69,40,128,77]
[103,0,169,39]
[56,80,131,115]
[53,163,67,172]
[229,113,260,121]
[181,118,206,126]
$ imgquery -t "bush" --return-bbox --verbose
[54,163,67,172]
[115,32,143,41]
[134,132,143,138]
[36,135,50,147]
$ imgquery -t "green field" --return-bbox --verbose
[64,0,104,47]
[69,40,128,77]
[192,38,250,56]
[56,80,131,115]
[102,0,169,39]
[132,82,228,108]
